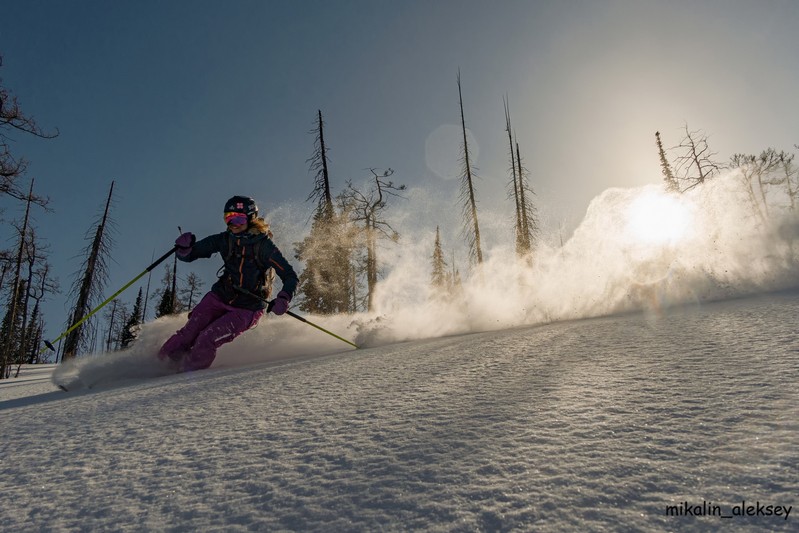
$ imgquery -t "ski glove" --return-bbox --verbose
[270,291,291,315]
[175,232,196,257]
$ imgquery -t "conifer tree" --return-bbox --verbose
[24,300,42,364]
[156,287,175,318]
[154,267,177,318]
[431,226,448,290]
[120,288,144,348]
[295,206,351,314]
[295,110,352,314]
[450,253,462,292]
[655,131,679,193]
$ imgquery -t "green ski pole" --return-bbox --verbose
[42,246,178,354]
[232,285,359,349]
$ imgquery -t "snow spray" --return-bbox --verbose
[54,169,799,380]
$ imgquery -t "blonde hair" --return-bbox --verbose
[248,217,273,239]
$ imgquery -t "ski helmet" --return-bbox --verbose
[223,196,258,223]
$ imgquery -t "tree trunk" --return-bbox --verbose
[0,180,34,378]
[457,72,483,264]
[318,110,332,208]
[63,181,115,359]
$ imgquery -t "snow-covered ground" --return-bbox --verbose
[1,290,796,532]
[3,173,798,531]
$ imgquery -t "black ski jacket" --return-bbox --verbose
[178,230,298,311]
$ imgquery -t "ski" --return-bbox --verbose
[55,376,91,392]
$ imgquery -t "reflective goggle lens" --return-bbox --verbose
[224,212,248,226]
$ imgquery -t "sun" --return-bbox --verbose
[626,191,692,246]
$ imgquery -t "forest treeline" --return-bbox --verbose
[1,55,797,377]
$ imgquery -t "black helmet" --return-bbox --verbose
[224,196,258,222]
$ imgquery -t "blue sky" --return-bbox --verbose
[2,0,798,344]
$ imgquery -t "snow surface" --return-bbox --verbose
[3,173,799,530]
[1,291,797,532]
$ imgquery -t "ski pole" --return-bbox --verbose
[231,285,359,349]
[42,246,178,353]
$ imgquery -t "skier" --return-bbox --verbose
[158,195,298,372]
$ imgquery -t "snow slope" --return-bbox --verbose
[1,291,796,532]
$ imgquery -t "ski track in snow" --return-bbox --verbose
[1,293,797,532]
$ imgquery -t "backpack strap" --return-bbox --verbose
[220,234,275,299]
[216,232,235,279]
[253,239,276,299]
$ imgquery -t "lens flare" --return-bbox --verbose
[626,191,692,246]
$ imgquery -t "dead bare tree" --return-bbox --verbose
[730,148,796,221]
[339,168,405,311]
[0,180,34,378]
[457,71,483,265]
[673,124,722,191]
[504,97,525,255]
[26,261,55,363]
[179,272,204,311]
[0,55,56,206]
[779,148,798,211]
[515,141,540,258]
[103,299,121,352]
[61,181,116,360]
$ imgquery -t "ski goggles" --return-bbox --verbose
[224,212,248,226]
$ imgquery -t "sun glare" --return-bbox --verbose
[626,191,691,246]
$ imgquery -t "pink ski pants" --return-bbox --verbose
[158,291,263,372]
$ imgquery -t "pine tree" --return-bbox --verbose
[24,300,43,364]
[449,250,462,294]
[156,288,175,318]
[295,206,352,314]
[431,226,448,290]
[295,110,353,314]
[656,131,679,193]
[154,267,177,318]
[150,266,176,318]
[120,288,144,348]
